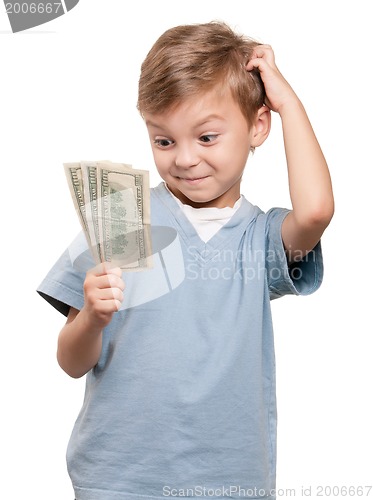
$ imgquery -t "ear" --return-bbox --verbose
[250,105,271,147]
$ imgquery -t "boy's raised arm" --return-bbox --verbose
[247,46,334,264]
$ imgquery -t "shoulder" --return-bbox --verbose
[240,199,290,239]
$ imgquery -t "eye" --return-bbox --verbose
[199,134,218,144]
[153,138,174,148]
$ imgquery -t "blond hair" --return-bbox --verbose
[137,21,265,130]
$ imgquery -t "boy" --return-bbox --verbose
[37,21,334,500]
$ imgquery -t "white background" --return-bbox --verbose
[1,1,372,499]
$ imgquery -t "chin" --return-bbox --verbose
[182,193,223,208]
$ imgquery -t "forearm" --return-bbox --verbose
[280,97,334,225]
[57,308,103,378]
[56,265,124,378]
[247,45,334,260]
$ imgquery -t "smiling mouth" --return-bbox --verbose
[178,176,209,185]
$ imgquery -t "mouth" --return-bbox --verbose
[177,176,209,185]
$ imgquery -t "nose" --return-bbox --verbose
[175,143,200,169]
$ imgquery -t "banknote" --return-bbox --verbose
[81,161,101,264]
[97,162,152,271]
[63,162,91,248]
[64,160,152,271]
[64,160,114,260]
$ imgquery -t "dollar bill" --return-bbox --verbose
[97,162,152,271]
[63,162,91,249]
[64,160,152,271]
[81,161,101,264]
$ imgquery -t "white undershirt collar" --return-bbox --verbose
[165,184,242,243]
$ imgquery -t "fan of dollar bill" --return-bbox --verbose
[64,161,152,271]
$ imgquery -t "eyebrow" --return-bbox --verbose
[145,120,164,129]
[194,114,226,128]
[145,114,225,130]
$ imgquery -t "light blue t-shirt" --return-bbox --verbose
[37,182,323,500]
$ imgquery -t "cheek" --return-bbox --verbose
[216,144,249,178]
[152,150,170,174]
[209,145,238,170]
[230,138,251,163]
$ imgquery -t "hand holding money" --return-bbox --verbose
[82,263,125,330]
[64,161,152,271]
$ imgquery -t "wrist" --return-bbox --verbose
[77,306,105,336]
[277,94,303,116]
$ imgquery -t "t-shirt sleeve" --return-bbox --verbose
[265,208,324,300]
[36,233,90,316]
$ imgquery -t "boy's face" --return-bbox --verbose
[144,88,261,208]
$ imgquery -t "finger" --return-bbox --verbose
[105,265,123,277]
[100,297,123,312]
[96,287,124,303]
[89,262,122,277]
[84,272,124,294]
[250,44,274,60]
[91,298,123,314]
[247,46,275,70]
[107,273,125,290]
[93,274,125,291]
[85,288,124,309]
[246,57,272,73]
